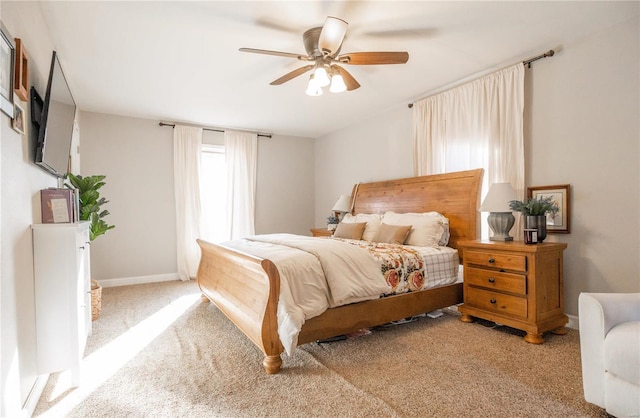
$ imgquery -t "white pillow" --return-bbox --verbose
[426,212,450,246]
[342,213,382,242]
[382,211,449,247]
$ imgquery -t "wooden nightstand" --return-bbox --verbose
[457,240,568,344]
[310,228,333,237]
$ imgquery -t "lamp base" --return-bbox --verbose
[489,236,514,242]
[487,212,515,242]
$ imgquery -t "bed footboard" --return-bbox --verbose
[196,239,283,374]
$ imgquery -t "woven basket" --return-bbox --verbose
[91,280,102,321]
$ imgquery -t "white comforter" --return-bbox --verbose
[223,234,388,355]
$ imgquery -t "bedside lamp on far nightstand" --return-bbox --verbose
[331,195,351,221]
[481,182,517,241]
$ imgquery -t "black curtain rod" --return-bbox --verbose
[522,49,555,68]
[159,122,272,139]
[408,49,555,108]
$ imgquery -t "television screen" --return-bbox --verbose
[34,51,76,178]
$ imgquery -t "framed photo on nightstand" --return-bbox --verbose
[528,184,571,233]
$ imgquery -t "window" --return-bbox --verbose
[200,144,227,242]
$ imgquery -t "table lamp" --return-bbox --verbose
[331,195,351,221]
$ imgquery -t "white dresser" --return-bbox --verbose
[32,222,92,385]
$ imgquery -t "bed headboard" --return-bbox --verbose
[350,169,484,249]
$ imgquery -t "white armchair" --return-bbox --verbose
[579,292,640,417]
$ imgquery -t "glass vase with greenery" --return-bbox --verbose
[509,195,559,243]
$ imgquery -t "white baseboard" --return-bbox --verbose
[567,313,579,330]
[96,273,180,288]
[22,374,49,418]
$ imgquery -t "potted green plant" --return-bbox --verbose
[66,173,115,321]
[327,215,339,231]
[66,174,115,241]
[509,195,559,243]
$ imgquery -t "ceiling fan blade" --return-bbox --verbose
[239,47,306,60]
[333,65,360,91]
[337,51,409,65]
[270,65,314,85]
[318,16,348,57]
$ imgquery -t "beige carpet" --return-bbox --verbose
[34,280,608,417]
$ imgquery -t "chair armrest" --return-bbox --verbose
[578,292,640,407]
[582,293,640,333]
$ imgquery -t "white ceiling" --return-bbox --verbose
[38,1,637,138]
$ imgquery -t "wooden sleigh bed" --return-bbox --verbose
[196,168,483,374]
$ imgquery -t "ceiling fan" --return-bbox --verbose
[239,16,409,96]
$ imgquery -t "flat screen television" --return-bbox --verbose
[33,51,76,178]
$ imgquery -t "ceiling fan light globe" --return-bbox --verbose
[305,85,323,96]
[329,74,347,93]
[314,67,330,87]
[306,75,323,96]
[318,16,348,57]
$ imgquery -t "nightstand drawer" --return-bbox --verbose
[310,228,333,237]
[465,288,527,318]
[465,250,527,272]
[465,267,527,295]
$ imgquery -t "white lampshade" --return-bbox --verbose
[332,195,351,213]
[318,16,348,56]
[305,74,323,96]
[314,66,331,87]
[480,183,517,212]
[329,73,347,93]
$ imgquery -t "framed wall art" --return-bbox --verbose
[527,184,571,233]
[0,23,15,118]
[12,101,24,134]
[14,38,28,101]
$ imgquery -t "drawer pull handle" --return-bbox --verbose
[488,258,495,264]
[488,278,495,283]
[490,298,497,304]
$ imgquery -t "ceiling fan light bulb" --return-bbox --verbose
[318,16,348,56]
[329,74,347,93]
[314,66,330,87]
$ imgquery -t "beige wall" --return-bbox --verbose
[1,2,62,415]
[315,16,640,316]
[254,133,315,235]
[78,113,177,280]
[524,17,639,310]
[314,105,413,227]
[79,112,315,281]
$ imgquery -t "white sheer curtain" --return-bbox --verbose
[173,125,203,281]
[412,63,525,239]
[224,130,258,240]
